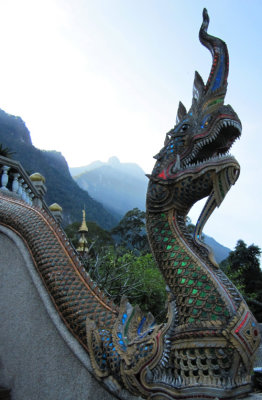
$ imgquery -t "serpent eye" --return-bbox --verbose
[201,115,212,129]
[180,123,189,132]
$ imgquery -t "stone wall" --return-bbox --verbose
[0,226,136,400]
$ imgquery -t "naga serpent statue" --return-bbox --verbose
[0,8,260,400]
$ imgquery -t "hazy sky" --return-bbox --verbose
[0,0,261,254]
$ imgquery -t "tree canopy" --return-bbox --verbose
[65,211,262,323]
[0,144,14,158]
[220,240,262,321]
[65,209,166,321]
[111,208,150,254]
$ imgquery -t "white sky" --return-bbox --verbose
[0,0,261,254]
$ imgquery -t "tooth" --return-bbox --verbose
[173,154,180,171]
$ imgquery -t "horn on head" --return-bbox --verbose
[176,101,187,124]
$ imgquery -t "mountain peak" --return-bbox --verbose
[108,156,120,165]
[0,108,32,146]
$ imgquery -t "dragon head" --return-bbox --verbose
[147,9,241,216]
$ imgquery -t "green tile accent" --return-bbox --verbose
[205,285,211,290]
[188,298,194,304]
[206,303,212,309]
[192,289,198,295]
[170,252,176,258]
[211,315,218,321]
[163,237,169,242]
[181,278,186,284]
[196,300,203,306]
[192,309,198,315]
[173,261,179,266]
[177,268,182,274]
[166,245,172,250]
[188,280,194,285]
[181,262,187,266]
[200,291,207,298]
[215,306,222,312]
[161,230,166,234]
[174,245,180,250]
[188,317,195,323]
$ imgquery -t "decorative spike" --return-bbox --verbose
[193,71,205,102]
[176,101,187,124]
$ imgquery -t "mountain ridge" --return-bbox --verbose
[71,156,146,181]
[0,107,231,262]
[72,157,148,217]
[72,158,231,262]
[0,108,117,229]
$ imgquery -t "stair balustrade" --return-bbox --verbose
[0,155,48,212]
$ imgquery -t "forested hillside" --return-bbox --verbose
[0,108,117,229]
[71,156,148,217]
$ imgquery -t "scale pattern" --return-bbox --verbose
[0,194,117,350]
[147,211,230,325]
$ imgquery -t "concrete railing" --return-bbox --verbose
[0,155,57,220]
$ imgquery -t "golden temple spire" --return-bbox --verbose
[78,209,88,233]
[76,209,88,253]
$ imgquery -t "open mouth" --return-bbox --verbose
[182,118,241,169]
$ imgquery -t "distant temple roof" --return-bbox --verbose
[78,210,88,233]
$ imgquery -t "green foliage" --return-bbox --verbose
[65,220,113,250]
[111,208,150,254]
[65,210,167,322]
[220,239,262,321]
[0,144,14,158]
[87,248,167,322]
